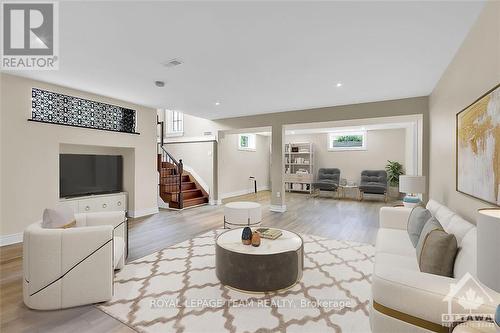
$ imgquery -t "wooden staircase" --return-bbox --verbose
[157,154,209,209]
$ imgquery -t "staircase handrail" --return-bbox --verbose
[157,117,183,208]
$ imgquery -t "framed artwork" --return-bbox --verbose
[328,131,367,151]
[456,83,500,206]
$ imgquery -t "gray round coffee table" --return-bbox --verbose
[215,228,303,292]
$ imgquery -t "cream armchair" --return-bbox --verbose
[23,211,126,310]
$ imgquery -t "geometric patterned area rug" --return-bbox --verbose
[97,229,375,333]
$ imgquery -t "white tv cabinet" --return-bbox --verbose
[58,192,128,214]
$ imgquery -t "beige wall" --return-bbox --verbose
[218,133,271,198]
[213,96,429,208]
[286,129,406,184]
[429,1,500,222]
[213,97,428,129]
[165,141,215,199]
[182,113,220,138]
[157,109,219,139]
[0,74,158,237]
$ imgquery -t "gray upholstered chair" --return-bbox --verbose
[312,168,340,197]
[359,170,387,202]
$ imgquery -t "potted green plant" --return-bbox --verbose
[385,160,404,198]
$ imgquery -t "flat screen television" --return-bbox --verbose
[60,154,123,198]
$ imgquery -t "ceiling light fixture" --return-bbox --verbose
[162,58,183,68]
[336,82,343,87]
[155,81,165,87]
[215,101,221,106]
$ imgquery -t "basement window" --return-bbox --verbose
[165,109,184,137]
[328,131,367,151]
[238,134,256,151]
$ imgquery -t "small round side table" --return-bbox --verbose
[223,201,262,229]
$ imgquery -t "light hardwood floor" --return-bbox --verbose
[0,191,394,332]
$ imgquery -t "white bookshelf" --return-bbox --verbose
[284,142,314,193]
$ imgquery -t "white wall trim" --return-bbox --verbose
[164,135,217,143]
[127,207,159,218]
[270,204,287,213]
[0,233,23,246]
[220,185,270,200]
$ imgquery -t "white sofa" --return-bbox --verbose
[23,211,126,310]
[371,200,500,333]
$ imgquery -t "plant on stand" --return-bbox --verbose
[385,160,404,198]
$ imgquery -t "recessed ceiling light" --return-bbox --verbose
[336,82,343,87]
[291,131,296,135]
[215,101,221,106]
[155,80,165,87]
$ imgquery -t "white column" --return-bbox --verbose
[270,124,286,212]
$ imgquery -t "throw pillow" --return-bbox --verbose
[416,216,442,255]
[42,207,76,229]
[416,217,458,277]
[407,206,432,247]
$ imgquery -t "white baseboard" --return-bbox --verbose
[158,201,169,209]
[0,232,23,246]
[128,207,159,218]
[158,194,169,209]
[220,185,270,200]
[270,204,287,213]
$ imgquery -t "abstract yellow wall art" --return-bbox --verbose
[457,84,500,206]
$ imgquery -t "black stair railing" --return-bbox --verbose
[158,118,183,208]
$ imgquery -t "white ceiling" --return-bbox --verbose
[5,1,484,119]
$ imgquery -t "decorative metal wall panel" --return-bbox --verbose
[31,88,137,133]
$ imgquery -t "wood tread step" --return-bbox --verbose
[158,153,208,209]
[168,195,209,209]
[161,188,201,195]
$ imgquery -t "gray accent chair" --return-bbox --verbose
[359,170,387,202]
[312,168,340,197]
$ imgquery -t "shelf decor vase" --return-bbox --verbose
[241,227,252,245]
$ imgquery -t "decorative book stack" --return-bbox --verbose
[256,228,282,240]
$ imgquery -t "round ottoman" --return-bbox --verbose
[215,228,303,292]
[223,201,262,229]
